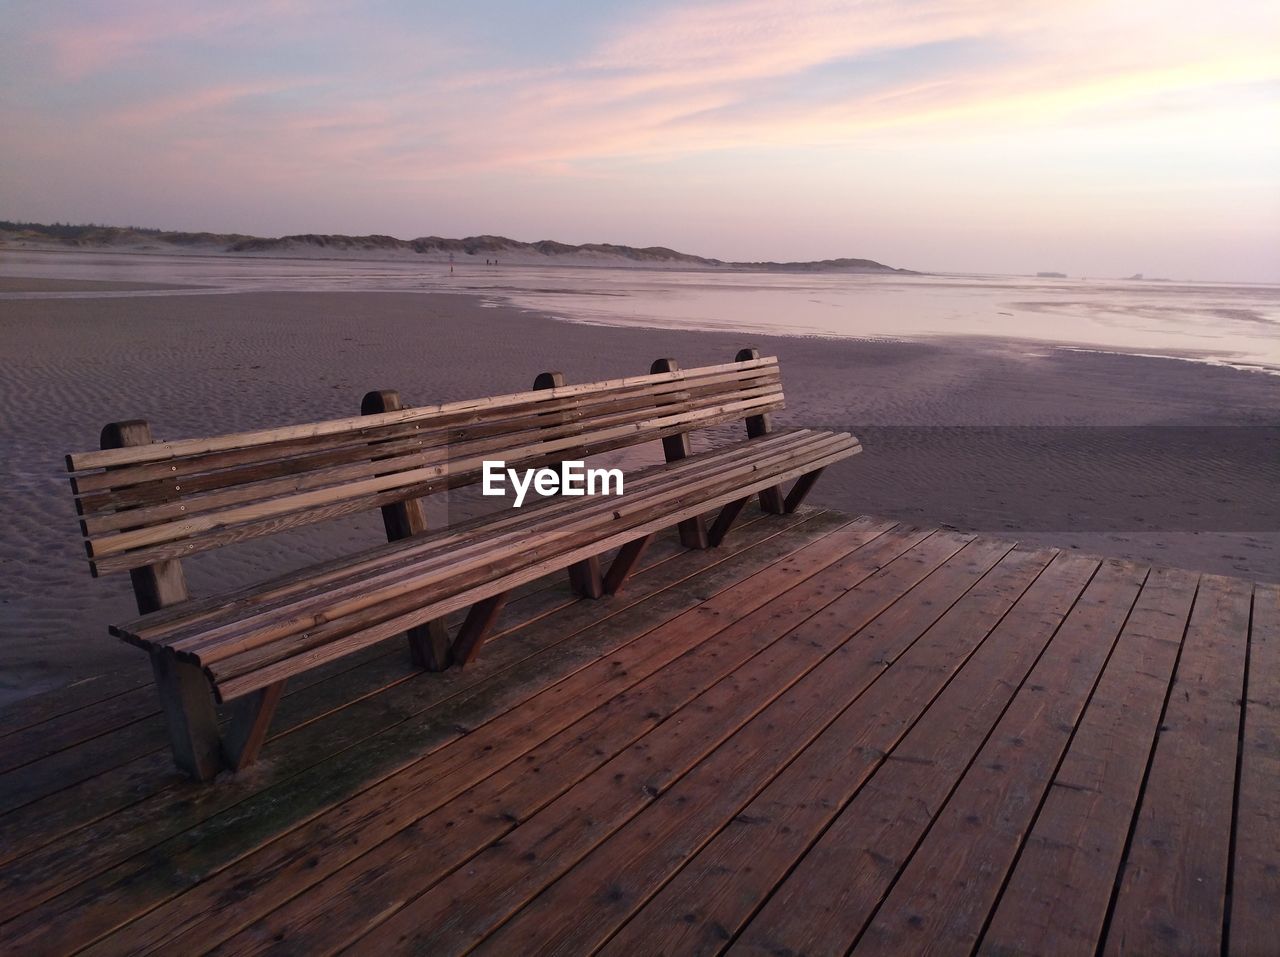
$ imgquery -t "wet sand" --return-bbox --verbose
[1,287,1276,704]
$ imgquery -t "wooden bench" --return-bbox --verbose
[64,350,860,780]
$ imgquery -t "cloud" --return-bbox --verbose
[38,0,312,79]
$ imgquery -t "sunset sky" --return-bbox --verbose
[2,0,1278,280]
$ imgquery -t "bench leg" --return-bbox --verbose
[784,467,826,513]
[651,358,710,549]
[708,496,751,547]
[362,389,452,671]
[757,485,787,515]
[567,556,604,599]
[150,651,223,782]
[604,534,654,596]
[735,348,786,515]
[221,681,286,771]
[407,620,453,671]
[453,593,510,666]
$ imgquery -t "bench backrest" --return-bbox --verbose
[67,355,783,577]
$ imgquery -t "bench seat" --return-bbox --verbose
[111,428,858,703]
[66,351,861,779]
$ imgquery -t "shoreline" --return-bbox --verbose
[1,284,1276,704]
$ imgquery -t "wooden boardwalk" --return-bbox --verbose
[0,507,1274,956]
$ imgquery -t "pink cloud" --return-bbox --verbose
[40,0,310,79]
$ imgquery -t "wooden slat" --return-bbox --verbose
[76,380,783,533]
[1229,583,1279,955]
[978,566,1199,956]
[86,395,798,574]
[209,528,958,956]
[89,399,800,579]
[70,369,782,519]
[852,560,1149,956]
[3,519,1259,957]
[45,516,884,956]
[0,514,854,945]
[117,433,788,644]
[210,437,859,698]
[0,512,785,853]
[478,539,1038,956]
[595,545,1078,957]
[66,357,780,471]
[333,531,973,955]
[140,432,833,659]
[729,554,1124,957]
[1103,575,1252,957]
[84,392,784,558]
[131,431,830,657]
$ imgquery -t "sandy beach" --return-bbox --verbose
[1,284,1277,705]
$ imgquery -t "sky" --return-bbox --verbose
[2,0,1278,281]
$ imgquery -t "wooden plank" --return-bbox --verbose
[478,539,1040,956]
[119,431,827,665]
[0,513,857,952]
[156,520,912,957]
[0,684,156,776]
[595,545,1080,957]
[119,433,787,643]
[329,531,972,956]
[67,357,780,472]
[737,347,786,514]
[0,514,808,915]
[1103,574,1252,957]
[71,373,782,517]
[67,357,780,471]
[71,369,783,516]
[1229,583,1279,956]
[87,396,802,574]
[78,380,783,535]
[84,393,786,561]
[650,357,709,548]
[0,516,771,819]
[851,560,1150,956]
[360,388,452,670]
[0,672,150,739]
[162,431,835,664]
[729,554,1128,957]
[206,440,859,698]
[978,566,1199,956]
